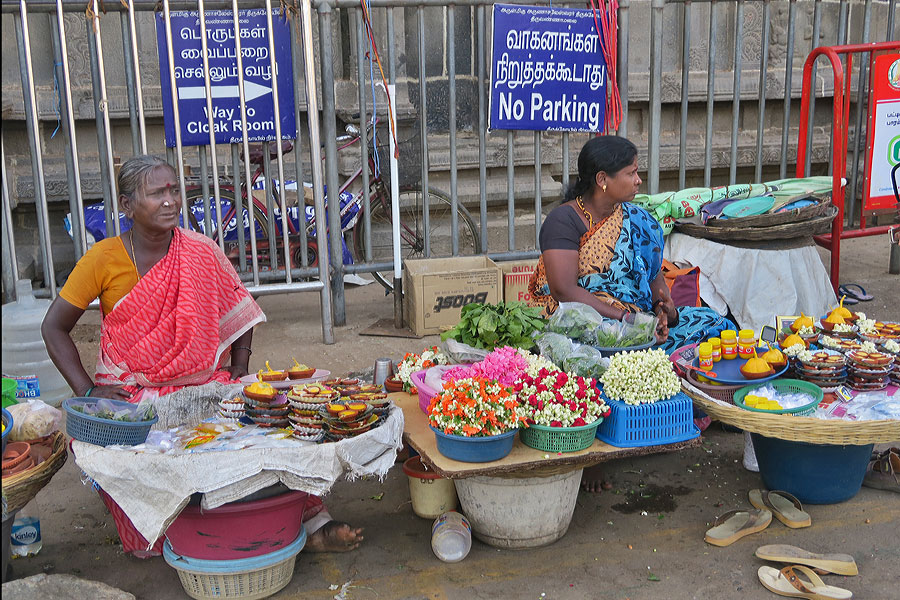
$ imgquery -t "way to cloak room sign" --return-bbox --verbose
[489,4,607,132]
[155,9,296,148]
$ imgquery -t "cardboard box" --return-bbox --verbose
[500,259,538,304]
[403,256,503,336]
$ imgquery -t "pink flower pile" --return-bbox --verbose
[443,346,529,387]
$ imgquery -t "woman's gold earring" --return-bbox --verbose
[602,184,607,193]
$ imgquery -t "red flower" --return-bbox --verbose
[537,400,544,411]
[514,382,524,393]
[555,372,569,387]
[602,407,612,417]
[567,401,577,412]
[550,420,562,427]
[555,391,564,403]
[573,417,586,427]
[575,388,586,399]
[529,394,538,407]
[538,368,550,379]
[536,383,548,393]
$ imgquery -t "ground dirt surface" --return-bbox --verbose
[5,235,899,600]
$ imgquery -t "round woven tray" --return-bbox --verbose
[675,205,837,242]
[682,381,900,445]
[2,431,68,515]
[706,196,832,228]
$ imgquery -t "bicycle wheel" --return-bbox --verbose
[184,188,268,243]
[353,185,481,291]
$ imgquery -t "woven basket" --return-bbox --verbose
[2,431,68,515]
[675,205,837,242]
[706,196,832,228]
[682,380,900,445]
[684,370,744,404]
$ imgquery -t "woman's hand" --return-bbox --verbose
[654,304,670,344]
[89,384,132,400]
[223,365,250,379]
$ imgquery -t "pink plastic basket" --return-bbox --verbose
[165,490,308,560]
[411,370,439,414]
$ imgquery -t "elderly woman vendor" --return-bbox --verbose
[42,155,363,555]
[528,135,732,352]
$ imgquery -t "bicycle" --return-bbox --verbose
[184,120,481,291]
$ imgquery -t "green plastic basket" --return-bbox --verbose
[733,379,823,416]
[519,419,602,453]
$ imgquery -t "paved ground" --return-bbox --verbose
[4,235,899,599]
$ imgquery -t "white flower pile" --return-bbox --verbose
[833,322,855,333]
[600,348,680,405]
[798,325,816,336]
[884,339,900,354]
[782,343,808,359]
[520,349,558,377]
[855,312,867,320]
[396,347,449,392]
[819,336,841,350]
[858,340,878,354]
[856,317,876,335]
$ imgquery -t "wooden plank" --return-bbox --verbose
[391,392,701,480]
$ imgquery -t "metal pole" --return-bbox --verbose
[120,11,140,157]
[16,3,56,295]
[534,132,541,249]
[618,0,630,138]
[161,0,189,224]
[679,0,691,189]
[354,10,371,263]
[319,4,345,325]
[232,0,261,284]
[648,0,664,194]
[507,130,515,251]
[264,0,292,282]
[848,0,873,228]
[779,0,796,179]
[231,143,247,272]
[198,0,226,249]
[729,0,744,185]
[300,0,336,344]
[477,4,488,254]
[50,6,86,259]
[1,133,19,300]
[804,0,823,177]
[704,0,717,186]
[85,11,113,237]
[754,0,770,183]
[449,6,459,256]
[290,14,309,267]
[91,0,123,236]
[126,0,147,154]
[418,6,430,258]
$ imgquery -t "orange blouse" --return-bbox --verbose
[59,237,139,317]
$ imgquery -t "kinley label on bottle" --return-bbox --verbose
[11,519,41,547]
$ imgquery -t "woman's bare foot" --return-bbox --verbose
[306,521,364,552]
[581,465,613,493]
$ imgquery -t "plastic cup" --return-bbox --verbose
[431,511,471,563]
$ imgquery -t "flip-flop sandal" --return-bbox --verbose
[749,489,811,529]
[837,293,860,306]
[838,284,873,302]
[704,508,772,547]
[757,565,853,599]
[862,449,900,493]
[755,544,859,576]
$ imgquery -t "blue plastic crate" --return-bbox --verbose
[64,397,158,447]
[430,426,517,462]
[596,391,699,448]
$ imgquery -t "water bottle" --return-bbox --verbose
[10,505,42,557]
[1,280,71,406]
[431,511,471,563]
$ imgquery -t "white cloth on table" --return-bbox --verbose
[664,233,837,332]
[73,407,404,547]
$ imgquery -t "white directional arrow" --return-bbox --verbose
[178,80,271,102]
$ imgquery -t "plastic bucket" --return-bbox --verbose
[430,427,517,463]
[751,433,873,504]
[165,490,308,560]
[454,469,582,548]
[402,456,458,519]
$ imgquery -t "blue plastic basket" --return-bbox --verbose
[596,391,699,448]
[63,397,158,447]
[430,426,517,462]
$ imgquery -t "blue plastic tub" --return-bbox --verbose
[162,527,307,573]
[751,433,873,504]
[596,391,699,448]
[430,427,517,462]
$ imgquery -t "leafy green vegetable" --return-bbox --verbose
[441,302,546,350]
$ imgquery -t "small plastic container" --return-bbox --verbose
[708,338,722,362]
[431,511,471,563]
[738,329,757,359]
[720,330,738,360]
[697,342,714,370]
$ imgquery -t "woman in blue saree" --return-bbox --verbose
[528,136,734,491]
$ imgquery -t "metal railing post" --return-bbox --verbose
[648,0,664,194]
